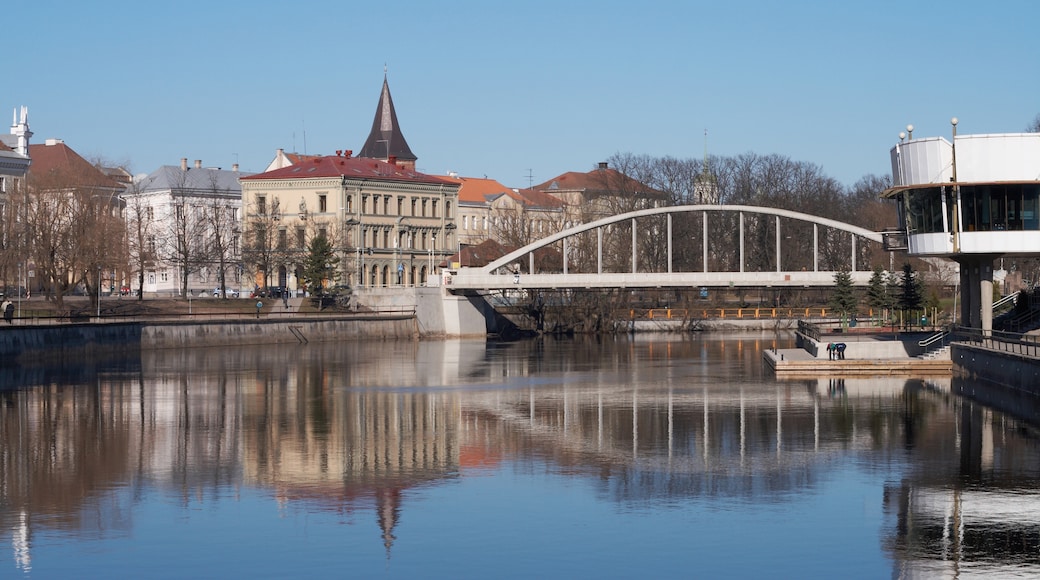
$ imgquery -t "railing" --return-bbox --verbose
[631,307,830,321]
[993,291,1020,311]
[0,307,417,327]
[955,325,1040,359]
[918,328,951,348]
[798,320,821,342]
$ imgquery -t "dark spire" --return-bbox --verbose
[359,73,417,168]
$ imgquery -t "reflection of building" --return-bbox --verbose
[882,124,1040,331]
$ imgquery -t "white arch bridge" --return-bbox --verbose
[445,205,885,291]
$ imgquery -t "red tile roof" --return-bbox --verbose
[28,141,124,190]
[441,176,515,203]
[242,155,457,185]
[533,165,663,198]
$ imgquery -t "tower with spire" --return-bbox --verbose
[358,71,417,170]
[9,106,32,158]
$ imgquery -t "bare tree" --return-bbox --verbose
[242,195,282,293]
[122,181,158,300]
[23,162,125,312]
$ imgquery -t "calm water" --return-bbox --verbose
[2,333,1040,579]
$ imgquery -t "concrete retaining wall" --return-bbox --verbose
[952,343,1040,392]
[795,332,924,359]
[0,316,417,361]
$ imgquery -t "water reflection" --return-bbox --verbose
[1,335,1039,576]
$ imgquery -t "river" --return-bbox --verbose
[1,332,1038,578]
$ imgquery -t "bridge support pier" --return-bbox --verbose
[956,255,997,335]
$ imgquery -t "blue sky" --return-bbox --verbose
[10,0,1039,188]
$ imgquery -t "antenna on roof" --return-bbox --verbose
[526,169,534,189]
[302,119,307,155]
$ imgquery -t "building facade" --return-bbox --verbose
[123,159,247,296]
[239,153,459,290]
[882,120,1040,331]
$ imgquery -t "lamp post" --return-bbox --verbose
[951,117,960,253]
[97,266,102,318]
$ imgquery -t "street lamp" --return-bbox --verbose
[97,266,102,318]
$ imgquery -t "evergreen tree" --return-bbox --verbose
[829,268,859,323]
[898,263,924,329]
[301,234,339,296]
[866,265,892,324]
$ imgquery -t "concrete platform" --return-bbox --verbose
[764,348,953,377]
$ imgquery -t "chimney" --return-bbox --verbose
[181,158,188,171]
[388,155,397,166]
[344,149,352,159]
[194,160,202,169]
[232,163,239,172]
[598,162,608,170]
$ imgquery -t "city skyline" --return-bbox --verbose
[11,0,1039,188]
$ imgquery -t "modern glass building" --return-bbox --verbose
[882,121,1040,331]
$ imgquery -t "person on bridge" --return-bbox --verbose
[835,343,846,360]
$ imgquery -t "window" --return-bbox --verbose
[446,201,452,218]
[398,197,404,216]
[296,227,306,249]
[362,195,369,214]
[463,215,469,230]
[175,205,184,220]
[146,206,154,221]
[319,194,327,213]
[422,199,427,217]
[160,271,168,283]
[0,177,5,193]
[346,195,353,213]
[278,229,287,250]
[411,199,417,216]
[318,226,327,240]
[257,196,266,215]
[432,200,438,217]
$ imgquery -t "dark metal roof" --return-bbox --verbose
[358,76,417,162]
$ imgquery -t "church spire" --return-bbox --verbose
[358,72,417,169]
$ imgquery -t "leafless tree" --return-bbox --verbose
[122,181,158,300]
[242,195,283,292]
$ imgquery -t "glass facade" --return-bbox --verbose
[961,184,1040,232]
[902,184,1040,233]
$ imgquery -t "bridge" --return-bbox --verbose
[445,205,884,291]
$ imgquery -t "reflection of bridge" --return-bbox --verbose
[445,205,883,291]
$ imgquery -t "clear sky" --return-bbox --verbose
[10,0,1039,189]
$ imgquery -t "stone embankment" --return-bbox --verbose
[0,315,417,361]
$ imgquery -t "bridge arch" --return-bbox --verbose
[479,204,883,275]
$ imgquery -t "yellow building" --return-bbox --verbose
[239,153,459,290]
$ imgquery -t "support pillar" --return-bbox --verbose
[956,255,996,335]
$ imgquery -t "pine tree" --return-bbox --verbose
[830,268,859,325]
[898,263,924,329]
[866,265,892,324]
[301,234,340,296]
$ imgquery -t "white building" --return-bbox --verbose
[882,120,1040,330]
[124,159,250,297]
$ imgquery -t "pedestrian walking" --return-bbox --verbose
[1,300,12,324]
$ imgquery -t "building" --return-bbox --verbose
[0,107,32,200]
[123,158,248,296]
[239,152,459,290]
[881,120,1040,331]
[357,73,417,170]
[25,138,125,297]
[240,74,459,291]
[531,161,666,225]
[444,175,513,247]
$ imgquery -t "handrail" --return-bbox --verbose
[993,291,1020,310]
[918,329,950,348]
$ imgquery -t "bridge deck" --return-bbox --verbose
[446,270,875,291]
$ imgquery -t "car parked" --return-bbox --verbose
[213,287,240,298]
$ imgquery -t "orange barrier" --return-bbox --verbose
[632,307,831,320]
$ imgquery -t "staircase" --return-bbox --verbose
[919,345,951,360]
